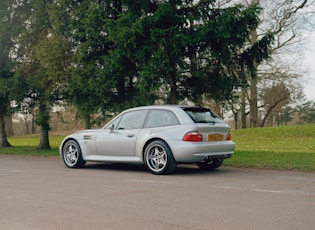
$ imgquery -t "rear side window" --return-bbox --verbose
[146,110,179,128]
[183,107,222,124]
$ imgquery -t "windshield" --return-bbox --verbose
[183,107,222,124]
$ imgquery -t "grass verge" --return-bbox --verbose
[0,135,63,157]
[0,125,314,171]
[224,124,315,171]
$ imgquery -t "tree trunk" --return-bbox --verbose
[0,114,12,147]
[249,28,259,128]
[168,71,178,104]
[32,115,37,134]
[24,116,30,135]
[233,112,238,129]
[241,88,247,128]
[84,114,91,129]
[37,125,51,150]
[5,116,13,137]
[36,105,51,150]
[249,78,258,127]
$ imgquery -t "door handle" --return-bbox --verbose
[127,134,135,138]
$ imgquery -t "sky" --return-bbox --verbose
[303,32,315,101]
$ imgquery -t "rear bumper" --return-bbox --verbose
[168,140,235,163]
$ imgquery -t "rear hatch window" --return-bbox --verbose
[183,107,223,124]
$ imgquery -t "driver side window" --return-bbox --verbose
[117,110,148,130]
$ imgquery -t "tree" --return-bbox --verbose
[0,0,20,147]
[109,1,273,105]
[51,0,148,129]
[279,106,295,126]
[294,99,315,124]
[16,0,71,149]
[11,0,275,141]
[0,95,12,147]
[239,0,313,128]
[301,101,315,124]
[260,82,290,127]
[52,0,108,129]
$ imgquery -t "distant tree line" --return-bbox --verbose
[0,0,314,149]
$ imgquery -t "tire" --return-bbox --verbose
[144,140,177,175]
[62,140,86,168]
[196,158,223,171]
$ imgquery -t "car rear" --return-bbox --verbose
[168,107,235,163]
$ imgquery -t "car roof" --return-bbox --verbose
[121,105,207,124]
[126,105,202,110]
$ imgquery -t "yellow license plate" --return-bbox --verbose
[208,134,224,141]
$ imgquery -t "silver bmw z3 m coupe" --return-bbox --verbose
[60,105,235,175]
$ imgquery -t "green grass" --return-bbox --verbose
[224,124,315,171]
[1,125,315,171]
[0,135,63,157]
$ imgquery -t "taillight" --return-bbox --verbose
[226,133,231,141]
[183,132,203,142]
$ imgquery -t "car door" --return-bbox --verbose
[95,110,148,156]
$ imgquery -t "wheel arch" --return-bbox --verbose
[61,138,83,157]
[142,138,172,162]
[142,138,177,175]
[61,138,86,168]
[61,137,79,150]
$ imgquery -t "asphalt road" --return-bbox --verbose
[0,155,314,230]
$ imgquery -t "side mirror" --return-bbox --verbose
[109,124,114,132]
